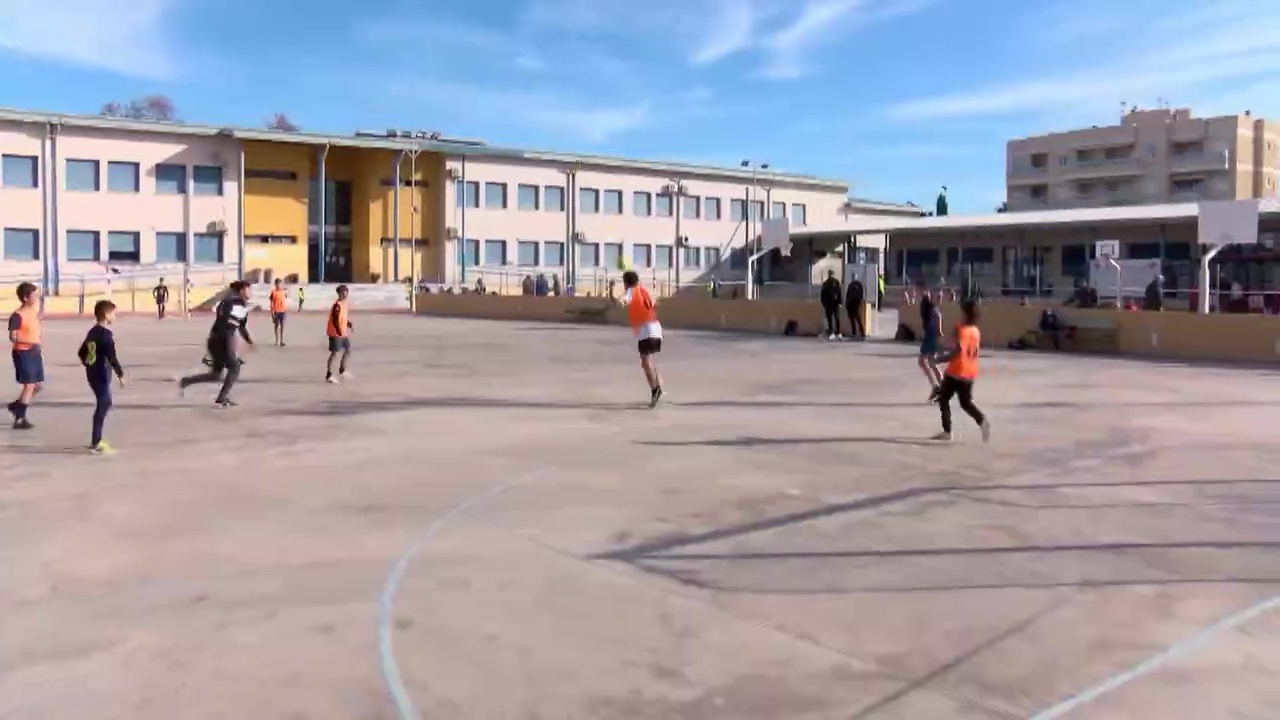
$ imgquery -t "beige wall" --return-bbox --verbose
[1007,108,1278,211]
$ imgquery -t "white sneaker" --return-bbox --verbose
[931,431,954,442]
[326,375,340,384]
[980,420,991,443]
[340,370,353,380]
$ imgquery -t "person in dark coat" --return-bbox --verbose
[845,276,866,339]
[819,270,843,339]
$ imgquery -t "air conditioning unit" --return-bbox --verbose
[677,235,690,247]
[661,183,676,195]
[445,226,459,240]
[208,220,227,233]
[573,231,586,241]
[446,168,462,180]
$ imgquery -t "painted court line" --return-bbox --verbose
[1029,594,1280,719]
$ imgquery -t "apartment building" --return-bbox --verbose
[1007,107,1279,212]
[0,107,877,293]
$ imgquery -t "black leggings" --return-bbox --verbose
[180,338,241,403]
[823,305,841,336]
[937,375,985,433]
[90,382,112,446]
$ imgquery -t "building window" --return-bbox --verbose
[705,197,721,220]
[603,242,623,269]
[246,168,298,181]
[155,232,186,263]
[484,182,507,209]
[791,203,807,226]
[632,243,652,268]
[544,185,565,212]
[193,165,223,196]
[682,195,700,219]
[483,239,507,266]
[107,231,141,263]
[578,242,600,267]
[705,246,722,267]
[517,240,540,266]
[65,159,100,191]
[517,184,539,211]
[750,200,764,220]
[246,235,298,244]
[2,228,38,261]
[655,245,673,269]
[633,191,652,216]
[579,187,600,214]
[193,233,223,263]
[771,201,786,218]
[107,162,141,192]
[2,155,38,188]
[602,189,623,215]
[464,239,480,267]
[683,245,701,268]
[730,198,746,222]
[655,194,673,217]
[544,241,565,267]
[155,164,187,195]
[66,230,100,261]
[456,180,479,208]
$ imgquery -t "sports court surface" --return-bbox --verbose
[2,312,1278,720]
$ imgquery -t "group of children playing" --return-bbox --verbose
[8,270,988,454]
[7,280,354,454]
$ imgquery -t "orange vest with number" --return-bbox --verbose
[11,306,40,351]
[326,300,349,337]
[627,286,657,329]
[946,324,980,380]
[269,289,287,313]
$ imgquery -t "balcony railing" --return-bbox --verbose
[1170,149,1229,172]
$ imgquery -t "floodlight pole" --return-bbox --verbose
[745,246,774,301]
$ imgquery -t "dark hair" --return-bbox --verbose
[960,298,980,324]
[94,300,117,321]
[621,271,639,288]
[336,284,349,295]
[229,280,248,292]
[16,282,37,302]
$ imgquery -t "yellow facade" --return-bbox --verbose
[242,140,312,283]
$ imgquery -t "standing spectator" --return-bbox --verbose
[845,274,866,339]
[534,274,549,297]
[521,275,535,296]
[1143,275,1164,311]
[820,270,843,340]
[877,273,885,308]
[475,276,486,295]
[551,274,562,297]
[152,278,170,319]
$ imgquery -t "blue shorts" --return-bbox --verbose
[919,331,939,357]
[13,347,44,385]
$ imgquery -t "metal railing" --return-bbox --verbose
[2,263,239,315]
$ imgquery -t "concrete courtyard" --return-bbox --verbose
[1,312,1277,719]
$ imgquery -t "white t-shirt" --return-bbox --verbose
[621,288,663,340]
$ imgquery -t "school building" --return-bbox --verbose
[0,106,922,297]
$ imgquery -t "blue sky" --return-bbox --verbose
[1,0,1278,214]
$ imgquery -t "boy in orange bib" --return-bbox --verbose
[933,298,990,443]
[619,270,664,408]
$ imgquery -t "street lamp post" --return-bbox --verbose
[668,177,687,293]
[563,164,579,292]
[740,160,770,297]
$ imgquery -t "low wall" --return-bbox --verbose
[902,302,1280,364]
[413,293,846,337]
[0,286,222,317]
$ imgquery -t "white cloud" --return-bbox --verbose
[689,0,758,65]
[0,0,181,79]
[757,0,936,80]
[886,0,1280,120]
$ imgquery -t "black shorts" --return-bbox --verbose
[13,348,44,384]
[328,336,351,353]
[637,337,662,356]
[272,312,286,327]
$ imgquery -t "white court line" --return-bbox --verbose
[1029,594,1280,720]
[377,467,555,720]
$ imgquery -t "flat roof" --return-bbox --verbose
[796,198,1280,236]
[0,106,848,191]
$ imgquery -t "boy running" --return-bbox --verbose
[619,270,664,408]
[7,282,42,430]
[78,300,126,454]
[269,278,288,347]
[916,279,944,402]
[933,298,991,443]
[325,285,353,384]
[153,278,170,319]
[296,285,306,313]
[179,281,254,407]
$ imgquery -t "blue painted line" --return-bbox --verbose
[377,468,555,720]
[1029,594,1280,719]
